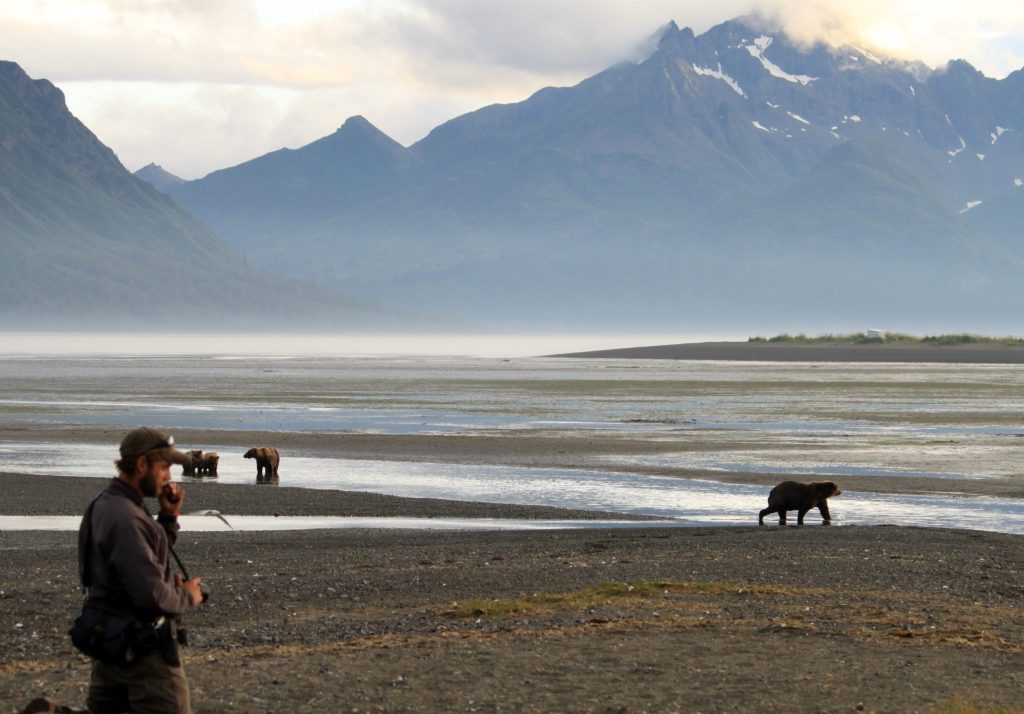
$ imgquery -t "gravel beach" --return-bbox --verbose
[2,470,1024,713]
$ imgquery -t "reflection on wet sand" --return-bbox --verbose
[3,442,1024,534]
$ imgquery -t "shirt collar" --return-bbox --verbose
[108,477,145,508]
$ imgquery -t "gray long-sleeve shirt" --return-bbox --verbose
[78,478,194,618]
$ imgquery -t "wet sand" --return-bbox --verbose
[4,421,1024,499]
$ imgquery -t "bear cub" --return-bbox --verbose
[758,480,841,526]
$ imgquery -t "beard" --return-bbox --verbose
[139,462,162,498]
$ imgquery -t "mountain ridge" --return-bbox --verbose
[100,17,1024,327]
[0,61,390,329]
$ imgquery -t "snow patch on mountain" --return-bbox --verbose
[1016,178,1023,188]
[853,46,883,64]
[959,200,982,214]
[909,86,916,97]
[990,126,1010,144]
[745,36,817,85]
[787,111,810,125]
[948,137,966,158]
[692,63,746,97]
[752,120,770,133]
[976,153,985,161]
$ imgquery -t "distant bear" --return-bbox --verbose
[197,452,219,476]
[182,449,204,476]
[244,447,280,481]
[758,481,841,526]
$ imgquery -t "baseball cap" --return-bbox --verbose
[119,427,189,465]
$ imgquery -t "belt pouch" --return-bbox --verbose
[69,606,139,667]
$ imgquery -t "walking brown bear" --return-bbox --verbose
[758,480,841,526]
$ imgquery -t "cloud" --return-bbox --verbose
[5,1,1024,86]
[757,0,1024,74]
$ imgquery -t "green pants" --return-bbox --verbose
[87,650,191,714]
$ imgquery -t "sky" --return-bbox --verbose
[3,1,1024,180]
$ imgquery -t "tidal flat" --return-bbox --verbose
[2,353,1024,499]
[2,350,1024,710]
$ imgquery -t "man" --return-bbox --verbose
[78,427,204,714]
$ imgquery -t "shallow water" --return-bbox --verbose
[2,351,1024,533]
[3,441,1024,534]
[2,354,1023,480]
[0,515,673,532]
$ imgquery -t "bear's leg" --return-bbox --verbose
[818,501,831,524]
[797,508,810,525]
[778,510,787,525]
[758,507,771,525]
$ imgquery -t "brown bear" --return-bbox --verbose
[244,447,280,481]
[197,452,219,476]
[181,449,204,476]
[758,480,841,526]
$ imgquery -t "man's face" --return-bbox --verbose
[138,456,172,498]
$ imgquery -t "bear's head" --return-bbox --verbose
[811,481,841,497]
[244,448,257,459]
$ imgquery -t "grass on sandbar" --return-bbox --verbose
[447,580,780,618]
[932,697,1024,714]
[748,332,1024,346]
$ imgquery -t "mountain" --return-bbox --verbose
[134,163,184,192]
[962,179,1024,255]
[169,17,1024,330]
[0,61,384,329]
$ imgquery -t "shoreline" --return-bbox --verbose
[0,471,659,522]
[4,422,1024,500]
[554,340,1024,363]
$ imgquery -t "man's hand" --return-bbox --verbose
[159,482,185,517]
[175,573,204,606]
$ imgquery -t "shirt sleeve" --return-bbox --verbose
[157,513,180,546]
[106,517,193,615]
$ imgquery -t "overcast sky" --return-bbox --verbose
[3,1,1024,179]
